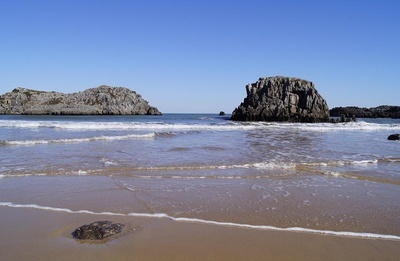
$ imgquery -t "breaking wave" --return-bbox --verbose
[0,133,156,146]
[1,119,400,132]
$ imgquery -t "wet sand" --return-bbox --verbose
[1,206,399,261]
[1,174,399,237]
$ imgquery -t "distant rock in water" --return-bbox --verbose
[219,111,225,116]
[231,76,330,122]
[330,106,400,119]
[388,134,400,141]
[0,85,161,115]
[72,221,124,240]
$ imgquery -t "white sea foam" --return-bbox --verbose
[1,133,156,146]
[132,161,296,172]
[1,119,399,132]
[0,158,378,179]
[251,162,296,170]
[383,158,400,163]
[0,120,258,131]
[268,121,400,132]
[76,170,88,175]
[302,159,378,168]
[324,171,341,178]
[100,158,119,166]
[0,173,48,178]
[1,201,399,240]
[338,159,378,166]
[302,162,329,167]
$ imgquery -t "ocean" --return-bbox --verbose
[0,114,400,243]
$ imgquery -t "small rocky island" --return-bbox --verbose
[330,106,400,119]
[0,85,161,115]
[231,76,330,122]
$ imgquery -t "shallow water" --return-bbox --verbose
[1,114,399,238]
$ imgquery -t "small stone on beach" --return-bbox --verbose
[71,221,124,240]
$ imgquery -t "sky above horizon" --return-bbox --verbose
[1,0,399,113]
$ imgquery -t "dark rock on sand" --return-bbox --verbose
[231,76,330,122]
[71,221,124,240]
[388,134,400,140]
[0,85,161,115]
[330,106,400,119]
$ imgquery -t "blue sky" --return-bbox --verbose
[1,0,399,113]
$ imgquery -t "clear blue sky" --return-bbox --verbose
[1,0,399,113]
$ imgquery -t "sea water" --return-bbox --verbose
[0,114,399,239]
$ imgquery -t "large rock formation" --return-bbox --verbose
[330,106,400,119]
[0,85,161,115]
[231,76,330,122]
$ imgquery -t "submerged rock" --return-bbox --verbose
[231,76,330,122]
[0,85,161,115]
[388,134,400,140]
[71,221,124,240]
[331,114,357,123]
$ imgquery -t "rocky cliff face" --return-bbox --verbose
[0,85,161,115]
[330,106,400,119]
[231,76,330,122]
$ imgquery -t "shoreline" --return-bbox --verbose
[2,201,400,241]
[1,206,399,261]
[1,172,399,239]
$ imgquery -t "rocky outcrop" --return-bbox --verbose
[231,76,330,122]
[71,221,124,240]
[388,134,400,141]
[0,85,161,115]
[330,106,400,119]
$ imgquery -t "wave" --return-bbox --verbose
[1,119,400,132]
[122,161,297,172]
[263,121,400,132]
[0,133,156,146]
[131,158,381,172]
[0,170,91,178]
[0,120,257,131]
[1,157,389,178]
[302,158,380,167]
[0,201,399,240]
[338,159,378,165]
[379,158,400,163]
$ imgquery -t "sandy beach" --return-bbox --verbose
[1,205,399,261]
